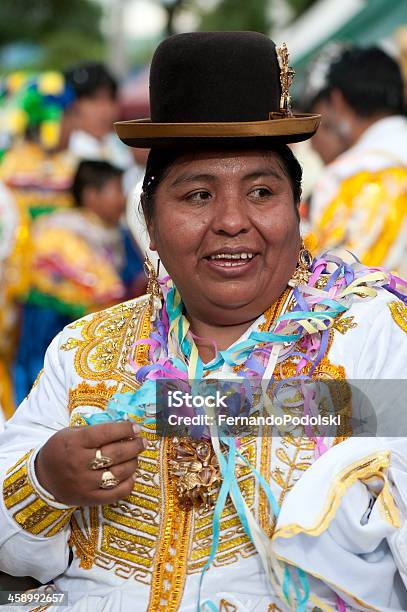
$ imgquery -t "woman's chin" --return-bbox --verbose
[203,287,265,313]
[175,272,285,321]
[196,278,288,320]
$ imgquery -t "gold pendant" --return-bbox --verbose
[169,437,221,509]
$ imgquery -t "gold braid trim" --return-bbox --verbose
[147,437,192,611]
[388,300,407,335]
[68,381,118,414]
[69,508,99,569]
[3,450,76,537]
[272,451,398,540]
[134,299,154,367]
[219,600,238,611]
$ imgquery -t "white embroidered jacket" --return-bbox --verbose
[0,289,407,611]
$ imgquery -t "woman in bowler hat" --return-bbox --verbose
[0,32,407,611]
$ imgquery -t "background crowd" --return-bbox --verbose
[0,0,406,427]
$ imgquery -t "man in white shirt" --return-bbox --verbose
[309,47,407,276]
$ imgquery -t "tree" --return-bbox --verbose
[0,0,105,71]
[160,0,190,36]
[153,0,321,41]
[197,0,271,34]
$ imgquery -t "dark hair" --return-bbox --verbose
[64,62,117,100]
[141,144,302,223]
[326,47,405,118]
[71,160,123,206]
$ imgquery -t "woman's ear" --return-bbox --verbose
[146,219,157,251]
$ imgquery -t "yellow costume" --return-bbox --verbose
[13,208,144,405]
[0,140,76,218]
[309,116,407,277]
[0,181,29,420]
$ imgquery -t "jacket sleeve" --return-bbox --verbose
[272,296,407,611]
[0,333,77,583]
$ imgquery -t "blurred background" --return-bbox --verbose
[0,0,406,428]
[1,0,406,118]
[0,0,406,594]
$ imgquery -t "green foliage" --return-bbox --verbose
[0,0,105,71]
[197,0,272,34]
[37,30,105,71]
[128,36,163,68]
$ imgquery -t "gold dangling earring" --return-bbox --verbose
[288,241,313,288]
[144,255,162,321]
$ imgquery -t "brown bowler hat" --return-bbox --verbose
[115,31,320,148]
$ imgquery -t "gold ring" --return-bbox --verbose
[89,449,113,470]
[99,470,120,490]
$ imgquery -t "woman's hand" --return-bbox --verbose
[35,422,148,506]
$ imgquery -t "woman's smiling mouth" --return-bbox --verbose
[204,250,259,272]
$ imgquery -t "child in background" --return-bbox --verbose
[13,160,146,404]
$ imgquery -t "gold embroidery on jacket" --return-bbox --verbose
[268,436,315,536]
[3,465,32,507]
[61,297,149,388]
[259,427,273,536]
[31,369,44,389]
[4,451,75,536]
[219,600,238,611]
[68,381,118,414]
[65,298,161,583]
[275,329,350,439]
[273,454,400,612]
[389,300,407,334]
[69,507,99,570]
[100,431,161,584]
[148,437,191,611]
[261,328,349,536]
[333,315,357,335]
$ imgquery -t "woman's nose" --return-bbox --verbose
[210,194,251,236]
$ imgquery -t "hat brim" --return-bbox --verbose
[114,113,321,148]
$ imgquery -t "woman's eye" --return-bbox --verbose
[186,190,211,202]
[249,187,272,198]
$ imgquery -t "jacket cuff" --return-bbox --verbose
[3,449,77,537]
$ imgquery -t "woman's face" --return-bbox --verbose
[148,149,300,325]
[73,88,119,140]
[311,98,348,165]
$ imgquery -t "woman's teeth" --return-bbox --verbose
[209,252,254,259]
[208,253,255,266]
